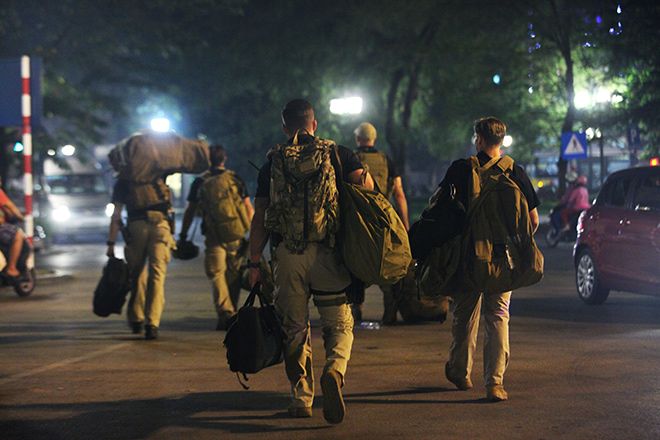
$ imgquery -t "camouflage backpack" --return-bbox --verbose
[264,134,340,252]
[355,149,393,198]
[198,170,250,243]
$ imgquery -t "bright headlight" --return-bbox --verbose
[52,205,71,222]
[106,203,115,217]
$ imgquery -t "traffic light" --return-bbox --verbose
[651,158,659,166]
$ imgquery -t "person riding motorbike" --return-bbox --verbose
[560,175,590,233]
[0,175,27,283]
[549,173,577,231]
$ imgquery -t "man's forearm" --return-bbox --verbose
[180,202,196,238]
[249,198,270,263]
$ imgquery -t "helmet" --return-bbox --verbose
[172,239,199,260]
[576,175,587,185]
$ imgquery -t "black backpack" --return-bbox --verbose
[93,257,130,317]
[408,183,466,262]
[223,283,285,388]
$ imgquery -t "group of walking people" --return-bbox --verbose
[104,99,540,424]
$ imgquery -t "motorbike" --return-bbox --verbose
[545,204,579,248]
[0,230,37,297]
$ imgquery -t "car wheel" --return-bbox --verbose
[545,227,560,248]
[575,249,609,305]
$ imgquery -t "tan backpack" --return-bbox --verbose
[199,170,250,243]
[418,155,543,297]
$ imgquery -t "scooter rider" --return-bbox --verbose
[560,175,590,233]
[0,175,26,282]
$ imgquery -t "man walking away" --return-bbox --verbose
[440,117,539,401]
[179,144,254,331]
[106,132,181,340]
[351,122,410,325]
[249,99,368,424]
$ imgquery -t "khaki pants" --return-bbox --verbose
[272,242,354,409]
[125,212,174,328]
[204,238,244,318]
[448,290,511,387]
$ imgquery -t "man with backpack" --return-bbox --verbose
[179,144,254,331]
[351,122,410,324]
[106,175,176,341]
[248,99,371,424]
[440,117,540,402]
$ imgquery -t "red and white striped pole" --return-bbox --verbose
[21,55,33,246]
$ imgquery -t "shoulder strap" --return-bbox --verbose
[330,144,344,195]
[466,155,512,222]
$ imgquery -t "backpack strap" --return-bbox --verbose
[466,155,514,221]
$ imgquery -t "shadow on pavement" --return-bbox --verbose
[0,391,328,440]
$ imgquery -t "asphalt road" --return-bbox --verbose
[1,238,659,440]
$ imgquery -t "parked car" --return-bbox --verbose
[574,166,660,304]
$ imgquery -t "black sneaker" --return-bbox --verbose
[144,325,158,340]
[130,321,143,335]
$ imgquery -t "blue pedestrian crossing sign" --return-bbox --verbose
[561,132,588,159]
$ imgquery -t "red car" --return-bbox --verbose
[574,166,660,304]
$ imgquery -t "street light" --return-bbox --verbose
[151,118,170,132]
[61,145,76,156]
[329,97,363,115]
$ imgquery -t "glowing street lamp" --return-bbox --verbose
[574,90,592,109]
[502,135,513,147]
[151,117,170,132]
[61,145,76,156]
[329,97,363,115]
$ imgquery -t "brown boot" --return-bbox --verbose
[486,384,508,402]
[321,369,345,424]
[445,362,473,390]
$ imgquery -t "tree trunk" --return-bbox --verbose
[385,68,405,170]
[554,0,576,199]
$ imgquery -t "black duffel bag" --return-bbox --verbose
[93,257,130,317]
[223,282,284,388]
[408,183,466,262]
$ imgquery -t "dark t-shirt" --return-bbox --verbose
[440,151,540,211]
[354,145,399,179]
[186,168,249,203]
[255,134,364,198]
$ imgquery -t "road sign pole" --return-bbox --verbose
[21,55,33,246]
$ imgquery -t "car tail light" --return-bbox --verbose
[577,211,586,235]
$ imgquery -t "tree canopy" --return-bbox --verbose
[1,0,658,189]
